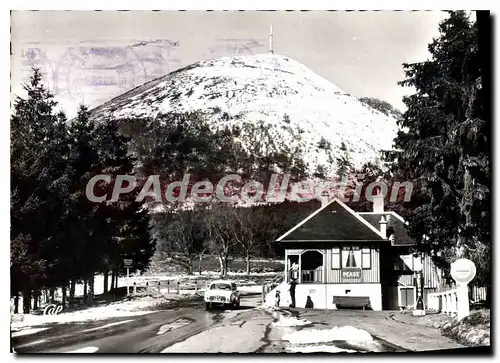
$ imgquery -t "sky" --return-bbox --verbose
[10,10,449,119]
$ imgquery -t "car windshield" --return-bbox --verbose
[211,283,231,290]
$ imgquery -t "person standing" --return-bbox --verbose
[290,262,299,281]
[289,279,297,308]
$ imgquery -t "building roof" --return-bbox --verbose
[357,212,415,247]
[276,198,386,242]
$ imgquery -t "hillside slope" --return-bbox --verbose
[89,53,399,175]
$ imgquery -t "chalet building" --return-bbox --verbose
[274,193,443,311]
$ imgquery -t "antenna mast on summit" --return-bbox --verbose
[269,25,274,54]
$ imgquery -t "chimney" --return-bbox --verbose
[373,188,384,213]
[321,193,329,208]
[379,215,387,238]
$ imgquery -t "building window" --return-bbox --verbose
[342,246,361,268]
[331,247,341,269]
[361,247,371,269]
[301,250,324,283]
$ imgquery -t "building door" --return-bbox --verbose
[379,246,399,310]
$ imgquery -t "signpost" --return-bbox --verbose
[412,254,425,316]
[124,259,133,296]
[451,258,476,320]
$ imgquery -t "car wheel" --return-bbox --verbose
[205,302,211,311]
[234,299,240,309]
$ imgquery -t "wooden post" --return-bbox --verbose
[195,281,198,292]
[157,281,161,294]
[262,284,265,304]
[284,249,288,284]
[177,281,180,295]
[133,282,137,295]
[126,268,130,296]
[167,281,170,294]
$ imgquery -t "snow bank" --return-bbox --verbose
[282,326,373,345]
[11,297,158,329]
[272,315,311,327]
[286,345,357,353]
[398,309,490,347]
[11,327,50,338]
[441,310,490,347]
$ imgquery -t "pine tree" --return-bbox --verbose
[11,68,71,312]
[336,142,353,177]
[385,12,490,293]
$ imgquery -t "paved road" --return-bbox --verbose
[283,308,465,352]
[13,296,271,353]
[13,296,477,354]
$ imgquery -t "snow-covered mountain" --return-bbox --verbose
[89,53,398,175]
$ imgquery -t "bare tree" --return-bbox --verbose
[231,207,264,275]
[150,209,202,274]
[203,204,236,276]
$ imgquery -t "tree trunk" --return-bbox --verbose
[223,255,229,276]
[50,288,55,304]
[83,280,88,303]
[198,251,205,275]
[103,271,109,293]
[110,270,115,292]
[246,251,251,276]
[14,293,19,314]
[69,280,76,306]
[22,288,31,314]
[87,272,95,305]
[33,290,39,310]
[114,269,119,289]
[62,284,67,307]
[218,256,225,276]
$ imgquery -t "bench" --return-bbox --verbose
[333,296,371,310]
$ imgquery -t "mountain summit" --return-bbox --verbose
[89,54,398,175]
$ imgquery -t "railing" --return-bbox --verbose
[427,289,458,315]
[130,280,202,296]
[301,270,323,283]
[262,272,285,304]
[428,284,474,320]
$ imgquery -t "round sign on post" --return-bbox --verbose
[450,258,476,285]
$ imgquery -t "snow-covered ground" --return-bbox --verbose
[272,315,311,327]
[286,345,357,353]
[11,270,273,330]
[19,269,279,304]
[11,297,160,330]
[282,326,373,345]
[282,326,375,353]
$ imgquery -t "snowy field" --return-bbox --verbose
[11,268,280,329]
[11,297,159,330]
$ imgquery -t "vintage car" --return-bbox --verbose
[204,280,241,310]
